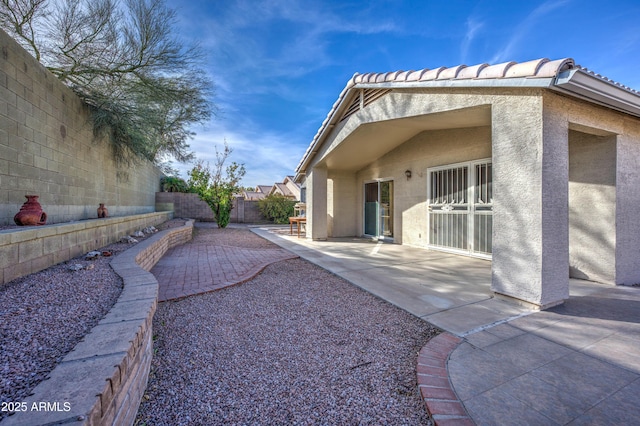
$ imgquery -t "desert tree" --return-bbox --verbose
[0,0,214,169]
[187,141,246,228]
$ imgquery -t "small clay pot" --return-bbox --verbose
[14,195,47,226]
[97,203,108,218]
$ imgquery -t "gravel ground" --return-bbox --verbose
[0,219,183,422]
[136,227,438,425]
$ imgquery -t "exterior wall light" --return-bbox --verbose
[405,170,412,180]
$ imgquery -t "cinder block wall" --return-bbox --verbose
[240,199,266,223]
[156,192,268,223]
[0,29,163,226]
[155,192,215,221]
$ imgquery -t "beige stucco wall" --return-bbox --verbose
[303,85,640,306]
[568,130,616,283]
[0,29,162,226]
[354,126,491,245]
[327,171,358,236]
[616,120,640,284]
[545,92,640,285]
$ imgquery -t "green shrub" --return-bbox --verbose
[258,194,296,224]
[161,176,189,192]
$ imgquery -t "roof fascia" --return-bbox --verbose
[551,69,640,118]
[353,77,555,90]
[294,85,358,180]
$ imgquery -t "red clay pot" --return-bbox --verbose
[14,195,47,226]
[97,203,108,218]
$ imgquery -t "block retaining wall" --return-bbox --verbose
[0,211,173,286]
[3,219,194,426]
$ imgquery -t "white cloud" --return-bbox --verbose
[177,0,399,95]
[173,120,308,188]
[489,0,571,64]
[164,0,399,188]
[461,17,484,63]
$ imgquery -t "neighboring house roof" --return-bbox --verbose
[243,191,266,200]
[256,185,272,194]
[270,182,294,197]
[283,177,301,199]
[295,57,640,180]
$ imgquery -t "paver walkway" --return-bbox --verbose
[152,224,298,301]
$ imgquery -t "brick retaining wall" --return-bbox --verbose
[0,211,173,286]
[3,219,194,426]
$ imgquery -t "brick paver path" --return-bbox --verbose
[151,227,298,301]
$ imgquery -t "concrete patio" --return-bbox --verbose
[253,225,640,425]
[252,226,530,336]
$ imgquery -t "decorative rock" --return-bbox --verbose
[121,236,139,244]
[132,231,145,238]
[68,264,84,271]
[143,226,158,234]
[85,251,101,260]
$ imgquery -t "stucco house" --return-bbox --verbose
[269,176,302,200]
[294,58,640,310]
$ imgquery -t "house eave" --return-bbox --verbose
[293,77,556,180]
[294,61,640,182]
[551,69,640,119]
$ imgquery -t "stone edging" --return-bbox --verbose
[417,332,474,426]
[3,219,194,426]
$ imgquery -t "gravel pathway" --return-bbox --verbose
[136,228,438,425]
[0,219,183,422]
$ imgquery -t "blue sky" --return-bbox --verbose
[166,0,640,188]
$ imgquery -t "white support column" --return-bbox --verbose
[306,165,328,240]
[491,99,569,308]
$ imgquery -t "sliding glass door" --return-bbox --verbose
[364,180,393,239]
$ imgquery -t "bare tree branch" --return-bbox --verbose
[0,0,214,166]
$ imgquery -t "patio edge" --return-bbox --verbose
[417,332,474,426]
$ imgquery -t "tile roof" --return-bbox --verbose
[243,191,266,200]
[295,57,640,179]
[272,182,293,197]
[351,58,572,83]
[348,58,638,95]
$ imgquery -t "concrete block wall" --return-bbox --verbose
[237,198,267,223]
[3,219,194,426]
[0,211,172,286]
[156,192,267,223]
[155,192,214,221]
[0,29,163,226]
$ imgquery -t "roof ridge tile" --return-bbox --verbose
[420,67,445,81]
[477,61,517,79]
[457,63,488,79]
[437,65,467,80]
